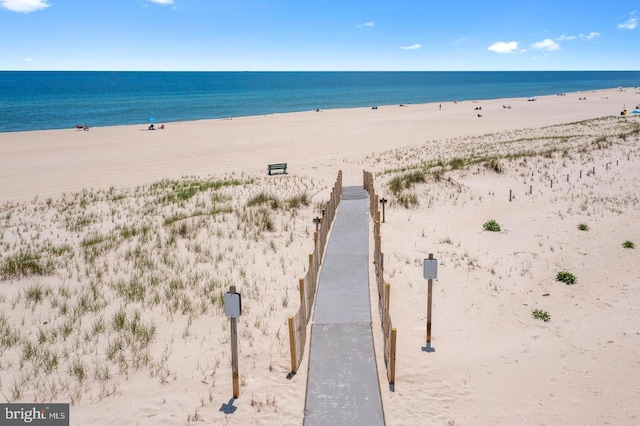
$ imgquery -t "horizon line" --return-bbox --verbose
[2,69,639,73]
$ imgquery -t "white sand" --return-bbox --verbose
[1,87,639,425]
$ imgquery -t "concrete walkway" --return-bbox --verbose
[304,186,385,426]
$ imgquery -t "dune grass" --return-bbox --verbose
[0,172,321,405]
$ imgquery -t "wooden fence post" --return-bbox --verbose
[385,282,391,314]
[389,327,397,384]
[299,278,305,321]
[288,316,297,373]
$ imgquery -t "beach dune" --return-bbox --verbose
[1,87,639,425]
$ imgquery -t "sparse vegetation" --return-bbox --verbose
[622,240,635,249]
[483,220,501,232]
[556,271,576,285]
[397,192,419,208]
[247,192,280,208]
[0,173,319,406]
[0,250,52,280]
[485,158,504,173]
[532,309,551,322]
[577,223,589,231]
[389,170,426,195]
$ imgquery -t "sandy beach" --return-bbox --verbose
[1,87,640,425]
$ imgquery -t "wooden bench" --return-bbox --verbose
[268,163,287,175]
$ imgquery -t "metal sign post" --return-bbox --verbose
[224,285,242,398]
[423,254,438,345]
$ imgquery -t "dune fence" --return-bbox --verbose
[363,170,397,385]
[287,171,343,374]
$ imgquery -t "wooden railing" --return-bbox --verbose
[363,170,397,385]
[288,171,343,373]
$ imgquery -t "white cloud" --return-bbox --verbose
[356,22,374,29]
[147,0,174,5]
[487,41,520,54]
[532,38,560,51]
[400,44,422,50]
[0,0,50,13]
[580,32,600,40]
[618,11,637,29]
[556,32,600,43]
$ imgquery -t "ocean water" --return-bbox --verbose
[1,71,639,133]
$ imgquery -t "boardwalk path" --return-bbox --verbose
[303,186,385,425]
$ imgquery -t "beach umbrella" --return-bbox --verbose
[631,109,640,114]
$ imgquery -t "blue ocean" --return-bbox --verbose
[1,71,639,133]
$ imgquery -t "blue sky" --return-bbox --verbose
[1,0,638,71]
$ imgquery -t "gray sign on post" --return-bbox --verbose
[225,286,241,398]
[424,254,437,347]
[423,258,438,280]
[224,292,242,318]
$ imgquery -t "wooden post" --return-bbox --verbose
[567,174,569,182]
[299,278,305,320]
[580,170,582,179]
[229,285,240,398]
[529,185,532,195]
[385,282,391,314]
[380,198,388,223]
[509,189,512,201]
[313,216,321,233]
[389,327,397,384]
[299,278,305,304]
[426,254,434,344]
[288,316,297,374]
[308,253,314,289]
[550,180,553,188]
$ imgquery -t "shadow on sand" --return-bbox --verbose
[219,397,237,415]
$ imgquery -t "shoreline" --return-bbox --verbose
[1,80,639,134]
[1,86,639,204]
